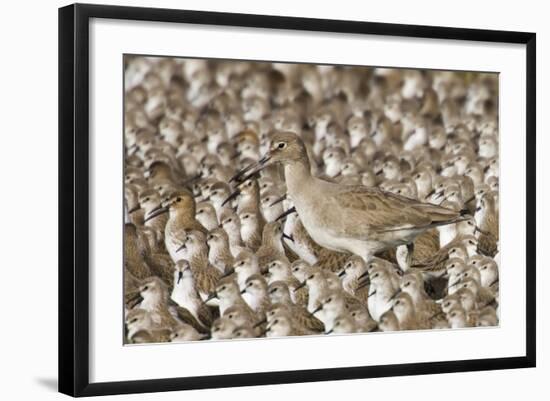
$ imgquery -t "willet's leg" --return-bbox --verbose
[406,243,415,270]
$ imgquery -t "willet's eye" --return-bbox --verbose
[277,142,286,149]
[143,286,149,291]
[176,197,181,202]
[404,282,410,287]
[327,298,332,303]
[395,300,400,305]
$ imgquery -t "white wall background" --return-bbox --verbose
[0,0,545,399]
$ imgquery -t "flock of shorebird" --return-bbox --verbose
[123,56,499,344]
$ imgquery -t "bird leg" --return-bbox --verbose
[406,242,415,271]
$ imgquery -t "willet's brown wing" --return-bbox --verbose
[328,186,460,238]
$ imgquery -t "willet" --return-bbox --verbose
[237,132,468,264]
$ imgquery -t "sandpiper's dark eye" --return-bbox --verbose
[451,313,456,317]
[143,286,149,291]
[173,333,178,337]
[373,273,379,278]
[274,319,279,324]
[277,142,286,149]
[395,300,400,305]
[228,219,232,223]
[176,197,181,202]
[221,286,226,291]
[404,282,410,287]
[327,298,332,303]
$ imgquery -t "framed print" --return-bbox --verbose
[58,3,536,397]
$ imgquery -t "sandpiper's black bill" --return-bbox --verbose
[283,233,294,243]
[276,206,297,222]
[311,305,323,315]
[389,289,402,301]
[144,206,168,222]
[222,188,241,207]
[269,194,286,207]
[253,319,267,328]
[202,293,218,304]
[356,278,370,291]
[220,268,235,279]
[127,205,140,214]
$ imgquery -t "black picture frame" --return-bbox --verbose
[59,3,536,397]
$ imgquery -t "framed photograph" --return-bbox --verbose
[58,3,536,397]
